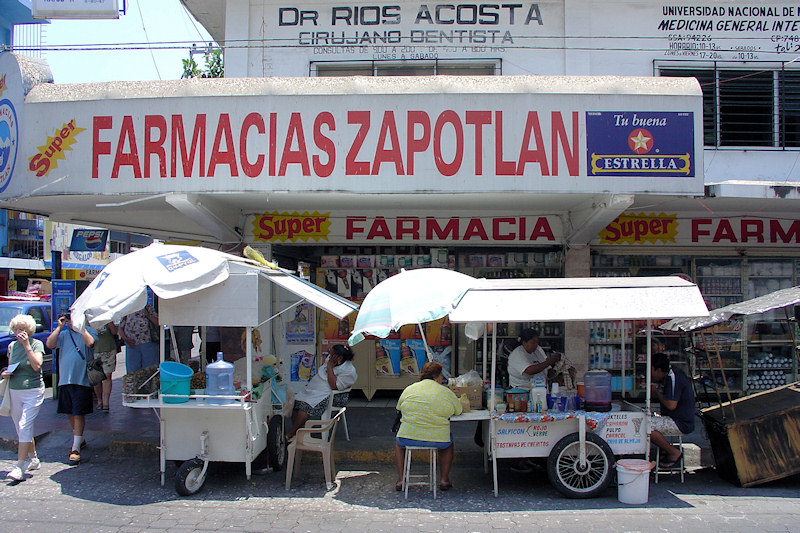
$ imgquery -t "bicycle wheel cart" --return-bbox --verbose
[122,261,358,495]
[448,276,709,497]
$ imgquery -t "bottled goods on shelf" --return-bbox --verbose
[746,371,790,391]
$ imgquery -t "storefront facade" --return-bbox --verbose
[1,0,799,397]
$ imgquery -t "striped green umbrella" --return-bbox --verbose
[348,268,479,349]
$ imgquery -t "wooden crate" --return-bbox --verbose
[701,382,800,487]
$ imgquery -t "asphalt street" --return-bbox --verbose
[2,445,800,533]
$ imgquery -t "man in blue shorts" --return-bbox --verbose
[649,351,695,468]
[46,313,98,466]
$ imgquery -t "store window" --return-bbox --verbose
[659,64,800,148]
[312,59,500,77]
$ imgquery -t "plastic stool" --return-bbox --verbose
[654,434,685,483]
[402,446,438,499]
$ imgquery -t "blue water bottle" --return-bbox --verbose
[206,352,235,405]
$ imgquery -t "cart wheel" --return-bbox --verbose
[546,432,614,499]
[267,415,286,472]
[175,458,207,496]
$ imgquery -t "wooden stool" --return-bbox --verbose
[402,446,438,499]
[654,434,685,483]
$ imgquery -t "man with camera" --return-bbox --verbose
[46,313,98,466]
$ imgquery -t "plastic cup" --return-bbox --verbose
[577,382,585,398]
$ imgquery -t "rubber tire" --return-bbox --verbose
[175,458,207,496]
[266,415,286,472]
[546,432,615,499]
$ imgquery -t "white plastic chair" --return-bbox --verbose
[322,387,351,441]
[285,408,346,490]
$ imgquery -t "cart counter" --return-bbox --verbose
[491,403,647,458]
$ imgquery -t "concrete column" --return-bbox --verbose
[564,245,590,375]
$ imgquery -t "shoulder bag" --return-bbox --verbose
[1,341,14,416]
[0,377,10,416]
[67,330,105,387]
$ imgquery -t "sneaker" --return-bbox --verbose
[6,466,24,481]
[68,449,81,466]
[23,456,40,472]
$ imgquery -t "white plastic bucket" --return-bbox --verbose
[616,459,654,504]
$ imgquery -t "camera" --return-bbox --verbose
[59,313,70,321]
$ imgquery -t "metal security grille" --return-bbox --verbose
[660,65,800,149]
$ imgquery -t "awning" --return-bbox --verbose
[43,261,106,270]
[0,257,47,270]
[662,285,800,332]
[448,276,709,323]
[260,268,358,319]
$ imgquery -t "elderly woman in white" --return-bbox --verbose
[2,314,46,482]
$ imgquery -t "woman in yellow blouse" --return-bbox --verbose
[394,361,462,492]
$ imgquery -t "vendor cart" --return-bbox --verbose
[448,276,709,497]
[71,245,357,495]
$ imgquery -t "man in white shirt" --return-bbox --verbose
[507,328,561,388]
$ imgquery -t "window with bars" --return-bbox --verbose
[659,66,800,148]
[312,59,500,77]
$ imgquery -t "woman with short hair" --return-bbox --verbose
[394,361,462,492]
[2,314,46,481]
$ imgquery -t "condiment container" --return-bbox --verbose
[583,369,612,412]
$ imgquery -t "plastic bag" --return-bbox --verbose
[459,393,471,413]
[451,369,482,388]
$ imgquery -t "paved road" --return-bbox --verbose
[2,446,800,533]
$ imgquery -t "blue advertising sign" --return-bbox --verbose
[51,280,75,329]
[70,229,109,252]
[586,112,694,177]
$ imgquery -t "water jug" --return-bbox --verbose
[531,377,547,413]
[583,369,612,412]
[206,352,235,405]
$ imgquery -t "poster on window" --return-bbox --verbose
[285,302,314,344]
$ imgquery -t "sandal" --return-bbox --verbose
[659,453,683,469]
[439,481,452,491]
[101,404,110,412]
[395,481,403,491]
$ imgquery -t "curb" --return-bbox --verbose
[109,440,160,458]
[0,430,52,452]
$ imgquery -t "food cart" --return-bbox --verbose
[120,260,358,495]
[447,276,709,497]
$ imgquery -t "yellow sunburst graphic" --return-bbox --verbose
[251,211,331,242]
[598,212,678,244]
[28,120,86,178]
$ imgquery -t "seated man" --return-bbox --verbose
[286,344,357,441]
[649,351,695,468]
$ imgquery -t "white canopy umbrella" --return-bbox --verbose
[71,243,358,331]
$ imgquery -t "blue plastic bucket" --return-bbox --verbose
[160,361,193,403]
